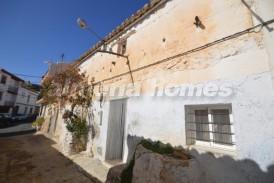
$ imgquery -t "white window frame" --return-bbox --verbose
[191,104,236,151]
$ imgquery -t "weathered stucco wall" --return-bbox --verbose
[253,0,274,88]
[78,0,274,174]
[123,72,274,169]
[80,0,257,87]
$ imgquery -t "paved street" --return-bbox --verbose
[0,134,101,183]
[0,120,35,137]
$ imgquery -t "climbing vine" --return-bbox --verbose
[41,65,96,151]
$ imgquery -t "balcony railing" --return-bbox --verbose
[7,86,19,94]
[4,101,15,106]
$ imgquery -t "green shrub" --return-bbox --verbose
[140,140,174,155]
[65,114,88,138]
[32,117,45,128]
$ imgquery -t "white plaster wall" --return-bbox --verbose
[92,70,274,171]
[16,87,38,105]
[0,73,8,106]
[121,71,274,171]
[16,87,28,105]
[2,93,16,104]
[88,44,274,170]
[75,0,274,177]
[17,104,26,114]
[254,0,274,88]
[87,100,111,162]
[14,87,39,115]
[0,72,17,106]
[0,91,5,106]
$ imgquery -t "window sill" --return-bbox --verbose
[188,144,237,157]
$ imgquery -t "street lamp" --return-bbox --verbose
[77,17,130,58]
[77,18,105,43]
[77,17,134,84]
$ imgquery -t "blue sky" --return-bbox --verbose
[0,0,148,83]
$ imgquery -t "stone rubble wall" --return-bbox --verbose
[130,145,274,183]
[132,145,203,183]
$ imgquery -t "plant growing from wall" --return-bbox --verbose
[32,117,45,130]
[40,76,58,105]
[68,77,95,118]
[62,110,89,153]
[62,110,88,138]
[64,78,95,153]
[41,65,95,153]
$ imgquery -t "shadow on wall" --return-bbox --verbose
[190,149,274,183]
[126,135,145,162]
[40,110,58,137]
[126,135,274,183]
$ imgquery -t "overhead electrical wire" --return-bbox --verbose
[12,73,42,79]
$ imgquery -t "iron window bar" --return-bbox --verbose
[187,137,235,146]
[187,122,233,125]
[187,129,234,135]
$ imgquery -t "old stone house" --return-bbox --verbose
[42,0,274,179]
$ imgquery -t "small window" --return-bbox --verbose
[1,75,7,84]
[0,92,3,101]
[185,104,235,149]
[117,39,127,55]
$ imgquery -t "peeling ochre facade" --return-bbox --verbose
[80,0,259,91]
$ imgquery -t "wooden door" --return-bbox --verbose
[105,99,127,161]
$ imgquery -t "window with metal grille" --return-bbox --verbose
[185,104,235,148]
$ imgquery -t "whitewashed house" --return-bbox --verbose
[44,0,274,181]
[0,68,40,116]
[15,86,40,116]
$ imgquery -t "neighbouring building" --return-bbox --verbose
[0,68,40,116]
[42,0,274,181]
[15,86,40,116]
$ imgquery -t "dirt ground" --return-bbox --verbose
[0,134,100,183]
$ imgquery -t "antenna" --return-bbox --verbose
[61,53,65,63]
